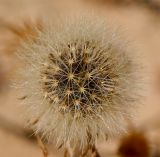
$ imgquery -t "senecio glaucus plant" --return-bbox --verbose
[18,14,141,149]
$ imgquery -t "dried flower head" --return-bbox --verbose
[17,14,142,148]
[118,130,151,157]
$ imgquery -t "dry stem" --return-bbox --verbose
[91,145,101,157]
[64,148,68,157]
[36,135,49,157]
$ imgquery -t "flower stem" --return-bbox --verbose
[36,135,48,157]
[91,145,101,157]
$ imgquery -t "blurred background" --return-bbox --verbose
[0,0,160,157]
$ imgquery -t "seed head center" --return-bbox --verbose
[68,73,74,80]
[79,87,85,93]
[41,41,116,116]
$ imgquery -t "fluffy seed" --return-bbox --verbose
[17,14,143,148]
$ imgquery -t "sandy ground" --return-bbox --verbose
[0,0,160,157]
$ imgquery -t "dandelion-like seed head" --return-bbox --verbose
[18,14,142,148]
[42,40,116,117]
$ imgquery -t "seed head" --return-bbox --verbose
[18,14,142,148]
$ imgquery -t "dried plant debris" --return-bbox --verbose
[153,149,160,157]
[0,18,43,55]
[0,114,35,141]
[118,130,151,157]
